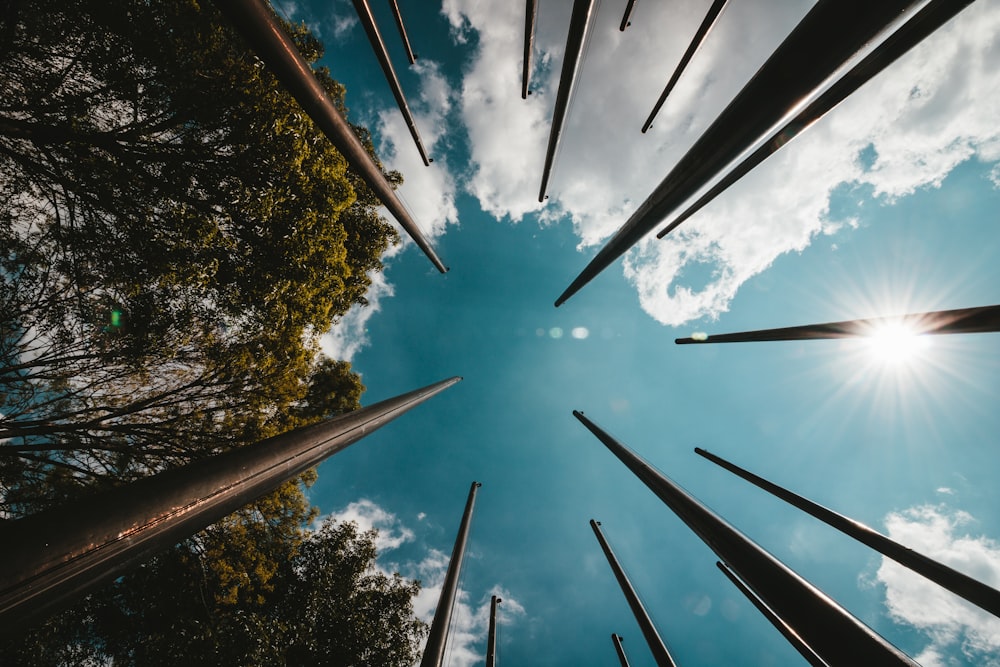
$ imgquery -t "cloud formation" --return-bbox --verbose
[317,497,415,552]
[874,504,1000,665]
[321,499,525,667]
[437,0,1000,325]
[320,267,395,362]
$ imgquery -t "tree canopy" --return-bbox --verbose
[0,0,423,663]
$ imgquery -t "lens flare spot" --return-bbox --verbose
[535,328,545,337]
[866,323,930,363]
[571,327,589,339]
[549,327,563,339]
[691,331,708,341]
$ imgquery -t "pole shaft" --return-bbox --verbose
[0,377,462,627]
[211,0,447,272]
[387,0,417,64]
[352,0,430,166]
[420,481,482,667]
[698,448,1000,618]
[716,561,830,667]
[522,0,538,99]
[592,520,677,667]
[641,0,729,132]
[612,633,632,667]
[555,0,924,305]
[657,0,975,237]
[485,594,501,667]
[675,304,1000,344]
[573,410,920,665]
[538,0,596,202]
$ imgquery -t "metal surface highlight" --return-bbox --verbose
[699,448,1000,618]
[641,0,729,132]
[0,377,463,627]
[538,0,597,202]
[716,562,830,667]
[591,520,678,667]
[573,410,920,665]
[656,0,974,237]
[612,633,632,667]
[675,304,1000,344]
[420,481,482,667]
[555,0,924,306]
[212,0,447,272]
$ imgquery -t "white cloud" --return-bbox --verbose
[376,60,459,240]
[438,0,1000,325]
[410,550,526,667]
[320,499,526,667]
[873,505,1000,665]
[320,268,394,362]
[317,497,415,552]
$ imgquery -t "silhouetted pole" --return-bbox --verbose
[619,0,637,31]
[485,594,501,667]
[212,0,447,273]
[657,0,974,237]
[612,633,632,667]
[421,481,482,667]
[555,0,924,305]
[697,448,1000,618]
[641,0,728,133]
[573,410,920,665]
[538,0,597,202]
[388,0,417,64]
[522,0,538,99]
[591,520,678,667]
[716,562,829,667]
[675,304,1000,344]
[0,377,463,628]
[352,0,431,166]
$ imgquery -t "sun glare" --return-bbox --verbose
[865,323,931,364]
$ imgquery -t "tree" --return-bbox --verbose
[4,518,428,667]
[0,0,421,661]
[0,0,398,505]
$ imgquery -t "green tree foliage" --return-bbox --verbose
[0,0,422,662]
[6,518,427,667]
[0,0,399,499]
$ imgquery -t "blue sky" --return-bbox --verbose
[276,1,1000,665]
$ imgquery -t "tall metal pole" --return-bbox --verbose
[522,0,538,99]
[612,633,632,667]
[485,594,501,667]
[641,0,729,133]
[211,0,447,273]
[0,377,462,627]
[591,520,678,667]
[697,448,1000,618]
[538,0,597,202]
[716,561,829,667]
[619,0,638,31]
[656,0,974,238]
[420,481,482,667]
[573,410,920,665]
[675,304,1000,344]
[352,0,431,166]
[388,0,417,65]
[555,0,924,306]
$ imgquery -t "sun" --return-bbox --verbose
[864,322,931,364]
